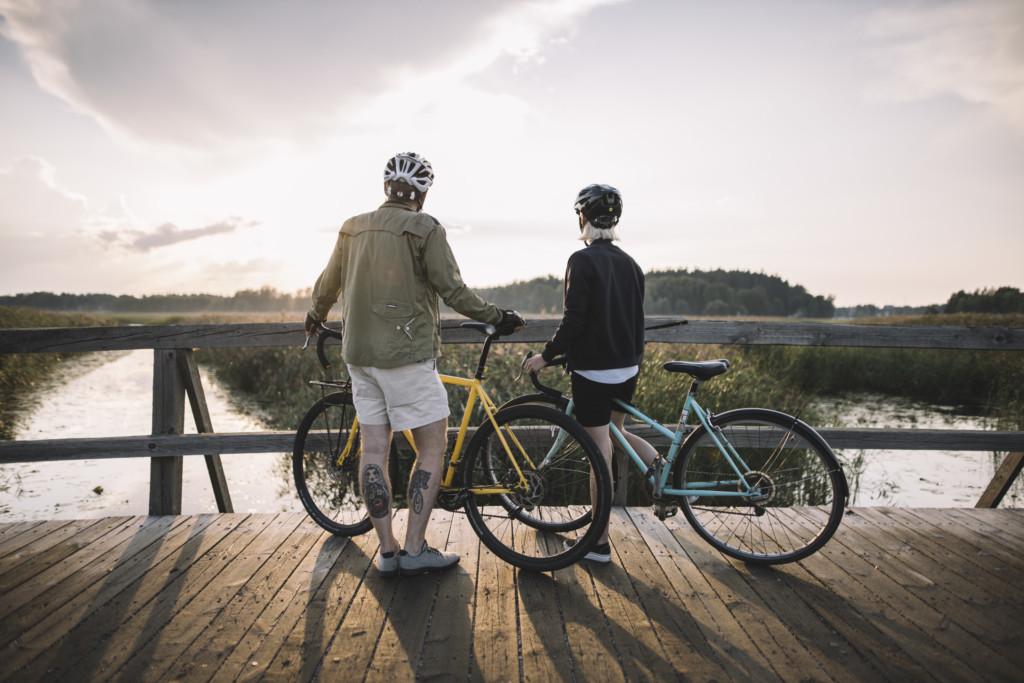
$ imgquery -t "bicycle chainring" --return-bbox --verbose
[437,488,469,512]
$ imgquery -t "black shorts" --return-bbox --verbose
[570,372,638,427]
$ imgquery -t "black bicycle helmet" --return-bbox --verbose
[384,152,434,199]
[574,184,622,229]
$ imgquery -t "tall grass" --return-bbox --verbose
[0,306,111,439]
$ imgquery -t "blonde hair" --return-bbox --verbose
[579,221,620,242]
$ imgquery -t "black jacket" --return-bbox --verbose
[541,240,645,370]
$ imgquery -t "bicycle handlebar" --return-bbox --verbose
[524,351,567,398]
[314,323,343,370]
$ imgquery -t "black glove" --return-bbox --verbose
[495,309,525,336]
[304,312,321,335]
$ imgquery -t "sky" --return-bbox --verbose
[0,0,1022,307]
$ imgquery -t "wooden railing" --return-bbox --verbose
[1,318,1022,512]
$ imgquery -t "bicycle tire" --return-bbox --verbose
[672,407,847,564]
[462,404,612,571]
[293,391,374,536]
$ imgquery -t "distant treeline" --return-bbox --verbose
[835,286,1024,318]
[477,268,836,317]
[945,287,1024,314]
[3,280,1019,319]
[0,287,312,313]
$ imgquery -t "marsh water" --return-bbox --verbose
[1,351,1019,520]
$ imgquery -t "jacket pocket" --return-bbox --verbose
[371,300,414,319]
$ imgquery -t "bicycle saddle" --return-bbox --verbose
[662,359,730,380]
[460,321,496,337]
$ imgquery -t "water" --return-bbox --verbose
[1,354,1020,520]
[821,395,1022,508]
[1,350,302,520]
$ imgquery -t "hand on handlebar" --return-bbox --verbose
[523,352,547,374]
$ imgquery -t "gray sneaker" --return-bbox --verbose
[399,541,460,576]
[377,550,399,578]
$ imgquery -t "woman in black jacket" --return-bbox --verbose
[524,184,657,564]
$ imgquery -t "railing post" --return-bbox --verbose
[977,452,1024,508]
[178,350,233,513]
[150,349,184,515]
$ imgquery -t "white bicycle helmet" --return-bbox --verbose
[383,152,434,198]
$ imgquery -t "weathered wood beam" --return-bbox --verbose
[2,427,1022,464]
[178,349,233,513]
[976,452,1024,508]
[1,318,1021,352]
[149,349,184,515]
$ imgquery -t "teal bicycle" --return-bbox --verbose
[509,354,848,565]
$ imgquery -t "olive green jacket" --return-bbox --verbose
[310,201,502,368]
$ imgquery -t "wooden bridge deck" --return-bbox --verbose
[0,508,1021,682]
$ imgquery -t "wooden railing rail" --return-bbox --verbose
[1,318,1022,512]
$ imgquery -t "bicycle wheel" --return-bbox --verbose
[462,404,612,571]
[293,392,373,536]
[672,408,847,564]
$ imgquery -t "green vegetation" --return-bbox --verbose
[3,268,836,318]
[945,287,1024,315]
[476,268,836,317]
[0,306,111,439]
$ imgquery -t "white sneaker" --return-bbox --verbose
[399,541,460,576]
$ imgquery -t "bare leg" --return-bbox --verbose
[403,417,448,554]
[583,424,613,545]
[611,410,658,470]
[359,422,400,554]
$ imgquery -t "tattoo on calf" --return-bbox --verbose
[409,469,431,515]
[363,464,390,518]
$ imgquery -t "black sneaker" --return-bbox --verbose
[563,539,612,564]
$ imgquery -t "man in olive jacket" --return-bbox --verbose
[306,152,523,576]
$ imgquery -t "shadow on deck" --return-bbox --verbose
[0,507,1021,682]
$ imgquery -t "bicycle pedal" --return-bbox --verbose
[653,502,678,521]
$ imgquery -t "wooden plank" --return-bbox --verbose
[310,512,411,681]
[416,510,480,681]
[111,514,303,681]
[4,425,1023,466]
[513,526,574,682]
[626,508,781,681]
[858,507,1022,596]
[547,527,626,681]
[781,509,1016,681]
[7,514,251,680]
[365,510,455,680]
[583,520,681,680]
[0,518,127,594]
[904,509,1024,574]
[804,507,1022,647]
[0,519,72,560]
[0,516,218,676]
[3,318,1023,353]
[178,349,233,513]
[150,349,184,515]
[157,517,329,682]
[661,514,830,682]
[466,508,521,682]
[0,515,171,628]
[208,524,362,682]
[605,510,731,681]
[0,521,44,545]
[850,508,1024,617]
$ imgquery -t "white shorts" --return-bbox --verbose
[346,359,450,431]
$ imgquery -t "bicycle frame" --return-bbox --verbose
[553,393,761,500]
[335,373,536,496]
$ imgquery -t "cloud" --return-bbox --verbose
[0,156,87,237]
[0,0,621,150]
[865,0,1024,131]
[100,216,259,251]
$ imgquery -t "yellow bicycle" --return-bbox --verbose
[292,322,613,571]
